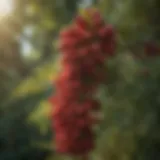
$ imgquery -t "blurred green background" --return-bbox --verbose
[0,0,160,159]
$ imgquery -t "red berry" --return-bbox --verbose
[144,42,160,56]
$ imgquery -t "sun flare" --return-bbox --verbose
[0,0,13,18]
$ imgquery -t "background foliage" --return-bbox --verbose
[0,0,160,159]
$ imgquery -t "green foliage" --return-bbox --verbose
[0,92,52,160]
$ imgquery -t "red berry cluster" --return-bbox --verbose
[49,8,116,156]
[144,42,160,57]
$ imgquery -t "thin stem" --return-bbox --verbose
[71,154,90,160]
[80,154,89,160]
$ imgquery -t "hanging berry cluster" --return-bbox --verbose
[49,8,116,156]
[144,42,160,57]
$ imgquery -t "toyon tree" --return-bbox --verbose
[1,0,160,160]
[49,5,160,160]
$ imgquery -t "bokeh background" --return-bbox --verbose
[0,0,160,160]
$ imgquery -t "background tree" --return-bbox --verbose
[0,0,160,160]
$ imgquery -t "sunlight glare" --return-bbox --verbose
[0,0,13,18]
